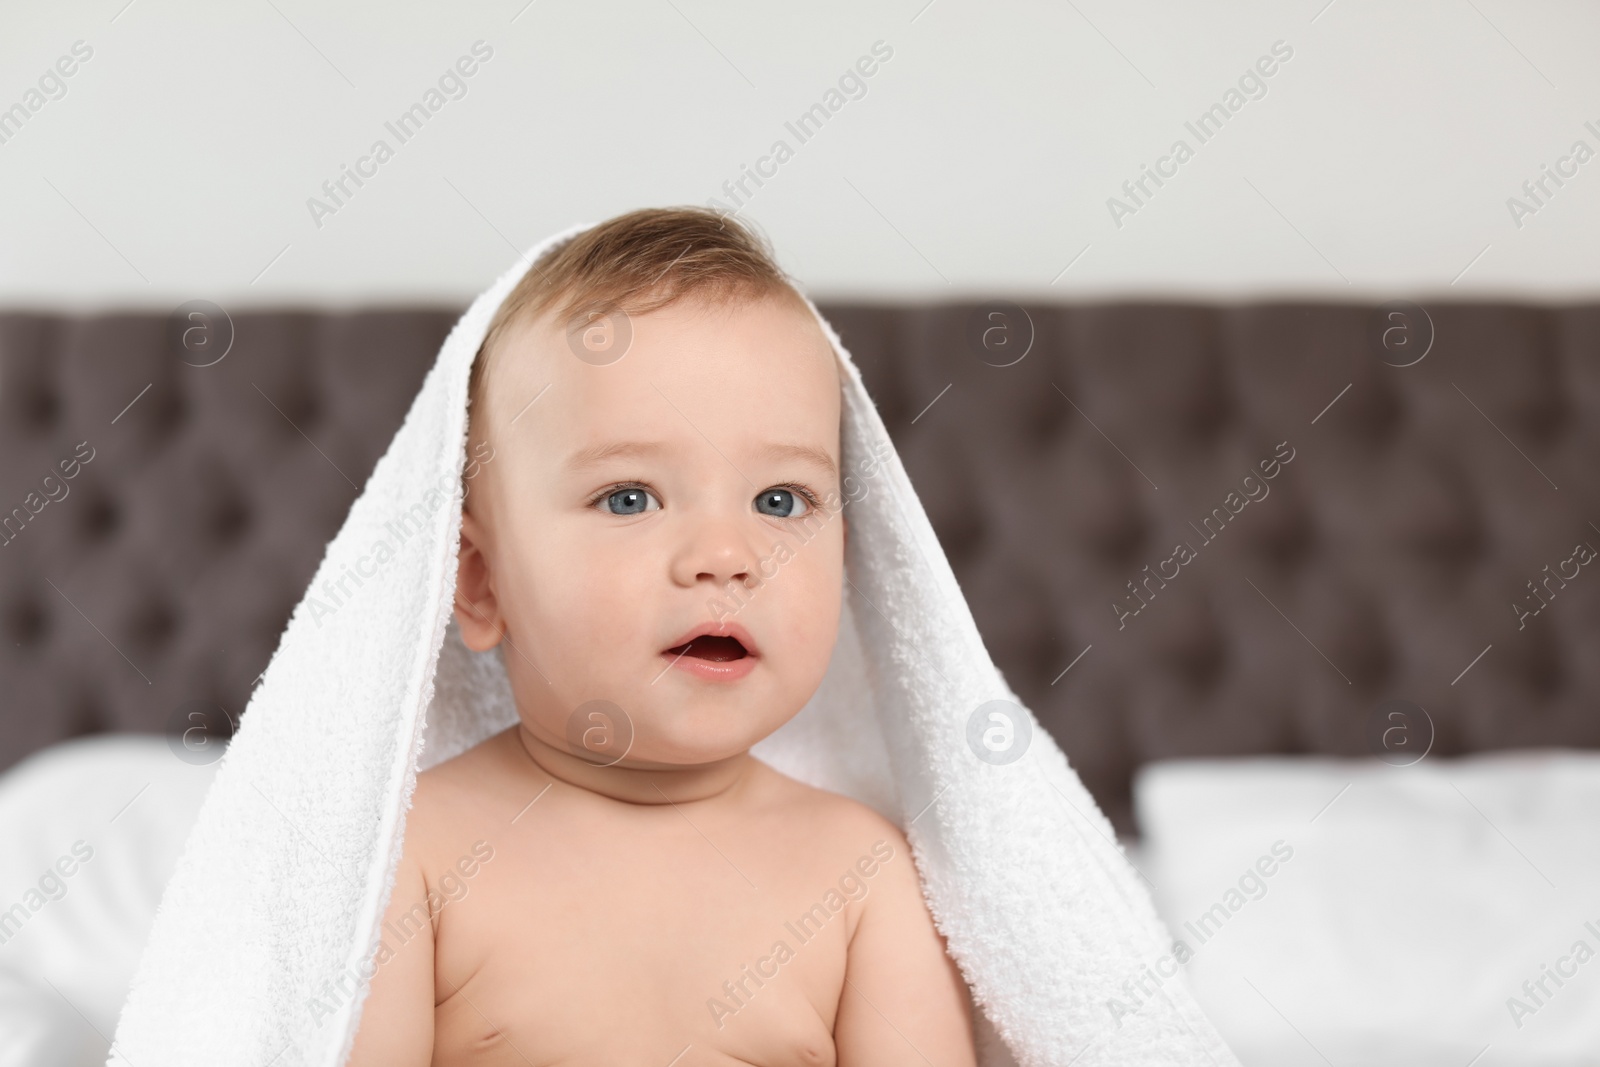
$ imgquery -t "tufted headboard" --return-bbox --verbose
[2,303,1597,834]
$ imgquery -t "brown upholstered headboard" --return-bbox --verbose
[3,302,1597,833]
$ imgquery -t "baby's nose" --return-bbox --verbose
[669,517,756,588]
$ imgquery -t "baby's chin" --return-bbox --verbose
[619,713,789,767]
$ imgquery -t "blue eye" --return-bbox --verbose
[755,488,810,518]
[601,487,660,515]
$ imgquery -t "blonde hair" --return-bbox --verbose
[468,206,804,426]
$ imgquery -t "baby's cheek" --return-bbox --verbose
[538,553,638,633]
[775,548,844,658]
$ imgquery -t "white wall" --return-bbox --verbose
[1,0,1597,310]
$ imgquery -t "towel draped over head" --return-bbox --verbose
[108,221,1240,1067]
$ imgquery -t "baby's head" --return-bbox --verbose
[454,207,846,775]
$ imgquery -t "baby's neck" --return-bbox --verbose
[510,724,754,807]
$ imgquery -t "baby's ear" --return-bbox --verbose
[454,508,504,652]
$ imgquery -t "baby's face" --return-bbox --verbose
[457,292,845,768]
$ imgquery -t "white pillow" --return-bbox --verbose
[1134,751,1600,1067]
[0,735,218,1067]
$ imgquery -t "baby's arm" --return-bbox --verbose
[346,821,436,1065]
[835,821,978,1067]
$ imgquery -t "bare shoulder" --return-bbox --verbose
[746,768,978,1064]
[414,729,509,796]
[403,728,525,868]
[349,737,517,1064]
[406,744,477,842]
[748,761,918,893]
[748,759,895,826]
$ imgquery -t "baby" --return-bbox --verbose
[348,208,978,1066]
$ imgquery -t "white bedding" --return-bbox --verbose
[0,735,217,1067]
[1135,751,1600,1067]
[4,737,1598,1066]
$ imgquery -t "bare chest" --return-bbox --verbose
[425,808,855,1067]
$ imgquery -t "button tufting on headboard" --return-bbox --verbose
[1,302,1596,834]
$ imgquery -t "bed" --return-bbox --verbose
[2,300,1596,1064]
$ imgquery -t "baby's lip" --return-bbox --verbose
[662,621,760,659]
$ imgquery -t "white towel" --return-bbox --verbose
[108,221,1240,1067]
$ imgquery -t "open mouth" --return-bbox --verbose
[666,635,750,662]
